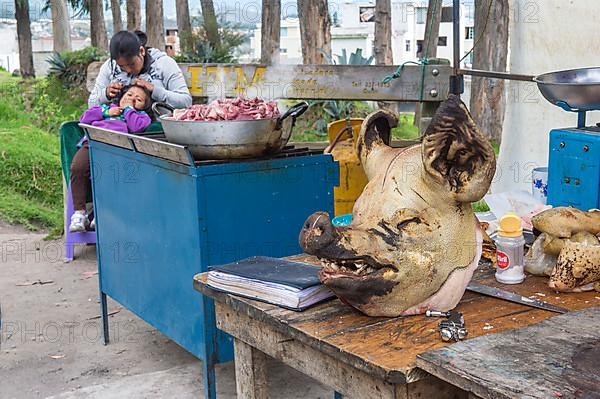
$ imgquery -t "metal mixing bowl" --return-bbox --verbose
[534,67,600,111]
[153,101,308,160]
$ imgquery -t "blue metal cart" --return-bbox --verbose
[83,125,338,399]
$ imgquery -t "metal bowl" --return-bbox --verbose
[534,67,600,111]
[153,101,309,159]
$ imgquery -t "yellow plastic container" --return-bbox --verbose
[327,118,367,216]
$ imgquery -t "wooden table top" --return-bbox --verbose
[417,307,600,399]
[193,255,600,385]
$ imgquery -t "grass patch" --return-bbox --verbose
[0,190,62,234]
[291,105,419,143]
[0,71,86,235]
[392,113,419,140]
[472,200,490,212]
[0,125,63,237]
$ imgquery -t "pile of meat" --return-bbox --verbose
[172,97,280,122]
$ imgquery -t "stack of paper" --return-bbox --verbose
[206,256,335,311]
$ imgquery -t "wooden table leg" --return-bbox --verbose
[234,338,268,399]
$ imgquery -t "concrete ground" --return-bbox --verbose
[0,222,332,398]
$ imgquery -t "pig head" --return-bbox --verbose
[299,95,496,317]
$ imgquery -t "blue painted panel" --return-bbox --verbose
[89,140,339,364]
[548,129,600,210]
[199,156,338,266]
[89,142,220,359]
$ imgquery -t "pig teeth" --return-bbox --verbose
[355,264,367,274]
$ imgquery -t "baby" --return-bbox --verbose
[80,84,152,133]
[69,85,153,233]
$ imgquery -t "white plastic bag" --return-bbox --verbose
[484,190,551,230]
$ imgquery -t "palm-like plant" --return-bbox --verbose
[310,48,374,131]
[174,19,247,64]
[47,47,106,88]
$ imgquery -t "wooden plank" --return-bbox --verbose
[417,307,600,399]
[217,302,398,399]
[87,62,449,102]
[194,259,600,386]
[179,63,450,102]
[233,338,268,399]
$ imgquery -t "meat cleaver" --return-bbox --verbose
[466,281,569,314]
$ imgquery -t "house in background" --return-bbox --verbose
[0,19,89,76]
[165,27,180,57]
[249,1,474,66]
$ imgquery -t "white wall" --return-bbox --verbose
[332,36,372,60]
[0,23,19,71]
[280,22,303,63]
[412,4,470,64]
[493,0,600,193]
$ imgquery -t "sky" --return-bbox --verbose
[16,0,362,21]
[160,0,363,19]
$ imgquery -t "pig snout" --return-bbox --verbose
[299,212,336,255]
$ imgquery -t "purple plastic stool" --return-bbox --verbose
[65,184,96,262]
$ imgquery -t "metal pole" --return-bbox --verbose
[460,68,535,82]
[453,0,460,75]
[450,0,464,94]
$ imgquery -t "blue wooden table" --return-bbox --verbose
[85,125,338,399]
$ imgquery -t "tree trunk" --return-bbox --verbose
[298,0,331,64]
[374,0,392,65]
[469,0,509,143]
[111,0,123,34]
[261,0,280,64]
[126,0,141,31]
[15,0,34,78]
[90,0,108,51]
[50,0,71,53]
[200,0,220,48]
[146,0,165,49]
[175,0,192,53]
[422,0,442,58]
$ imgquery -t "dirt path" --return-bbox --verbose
[0,223,331,398]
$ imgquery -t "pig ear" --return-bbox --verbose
[356,109,397,166]
[421,94,496,202]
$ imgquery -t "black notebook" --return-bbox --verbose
[207,256,334,311]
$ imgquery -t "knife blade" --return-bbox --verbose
[466,281,569,314]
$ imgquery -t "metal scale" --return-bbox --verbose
[535,67,600,210]
[446,0,599,211]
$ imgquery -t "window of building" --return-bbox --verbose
[441,7,453,22]
[465,26,474,40]
[281,27,288,37]
[405,40,411,51]
[359,6,376,22]
[438,36,447,46]
[280,48,288,54]
[416,7,427,24]
[416,40,423,58]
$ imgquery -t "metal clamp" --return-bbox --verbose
[426,310,468,342]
